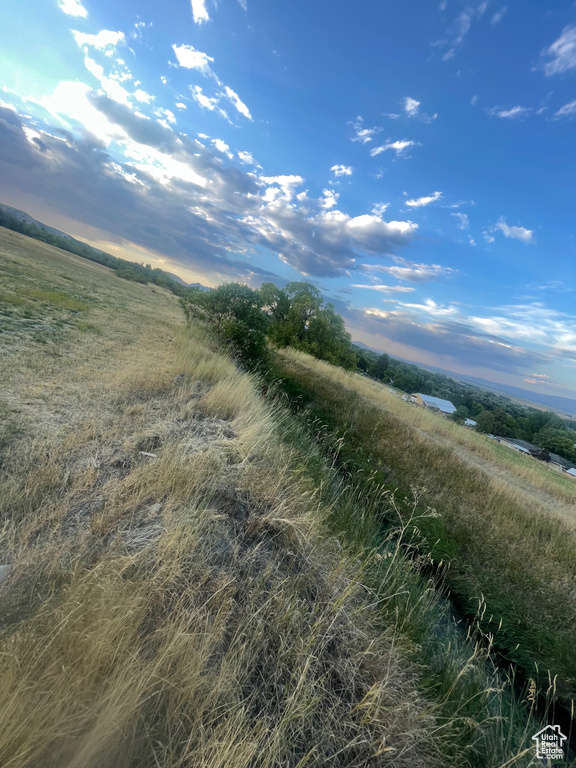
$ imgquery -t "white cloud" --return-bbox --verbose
[320,188,339,209]
[382,298,459,318]
[172,44,215,76]
[83,56,132,106]
[190,85,221,113]
[495,217,534,243]
[363,261,455,282]
[469,304,576,352]
[446,199,475,208]
[212,138,232,157]
[238,0,247,10]
[238,150,259,166]
[405,191,442,207]
[72,30,125,51]
[331,164,353,177]
[175,102,187,110]
[352,284,415,293]
[160,76,167,85]
[452,212,469,229]
[403,96,420,117]
[543,25,576,77]
[191,0,210,24]
[371,202,389,216]
[488,105,532,119]
[396,96,437,122]
[223,86,252,119]
[471,95,479,106]
[370,139,419,157]
[491,6,507,24]
[351,116,381,143]
[468,236,477,246]
[555,99,576,118]
[134,89,154,104]
[58,0,87,17]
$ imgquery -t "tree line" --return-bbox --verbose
[0,207,190,297]
[358,348,576,462]
[181,281,357,371]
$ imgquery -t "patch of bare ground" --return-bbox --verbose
[0,232,442,767]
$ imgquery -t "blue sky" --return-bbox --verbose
[1,0,576,396]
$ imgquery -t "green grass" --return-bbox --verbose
[273,349,576,713]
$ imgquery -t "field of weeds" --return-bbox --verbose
[275,348,576,717]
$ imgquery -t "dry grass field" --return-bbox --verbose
[0,229,450,767]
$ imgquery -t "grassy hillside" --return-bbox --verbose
[0,227,561,766]
[274,349,576,711]
[0,229,437,766]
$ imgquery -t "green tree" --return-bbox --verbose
[182,283,269,367]
[451,405,470,424]
[371,353,390,380]
[533,427,576,461]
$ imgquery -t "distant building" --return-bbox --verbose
[411,393,456,415]
[464,418,477,428]
[567,468,576,479]
[496,437,576,474]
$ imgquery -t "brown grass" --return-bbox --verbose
[0,230,443,767]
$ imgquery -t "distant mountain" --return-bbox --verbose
[165,273,210,291]
[434,372,576,417]
[0,203,72,240]
[352,340,383,353]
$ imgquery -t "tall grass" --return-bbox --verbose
[275,348,576,715]
[0,270,442,768]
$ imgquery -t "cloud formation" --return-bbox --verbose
[350,116,381,143]
[405,191,442,208]
[495,217,534,243]
[172,44,215,76]
[359,311,551,373]
[554,99,576,119]
[0,101,421,281]
[491,7,507,24]
[488,105,532,119]
[351,284,415,293]
[452,212,469,229]
[370,139,419,158]
[191,0,210,25]
[331,164,353,177]
[542,25,576,76]
[72,29,125,51]
[58,0,88,17]
[362,261,455,283]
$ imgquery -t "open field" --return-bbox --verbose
[0,229,448,766]
[0,228,563,766]
[275,348,576,713]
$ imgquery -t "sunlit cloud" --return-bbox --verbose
[370,139,419,157]
[58,0,88,17]
[405,191,442,207]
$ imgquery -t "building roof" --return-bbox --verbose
[413,393,456,414]
[567,468,576,477]
[498,437,576,470]
[464,418,477,426]
[499,437,538,452]
[549,452,576,470]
